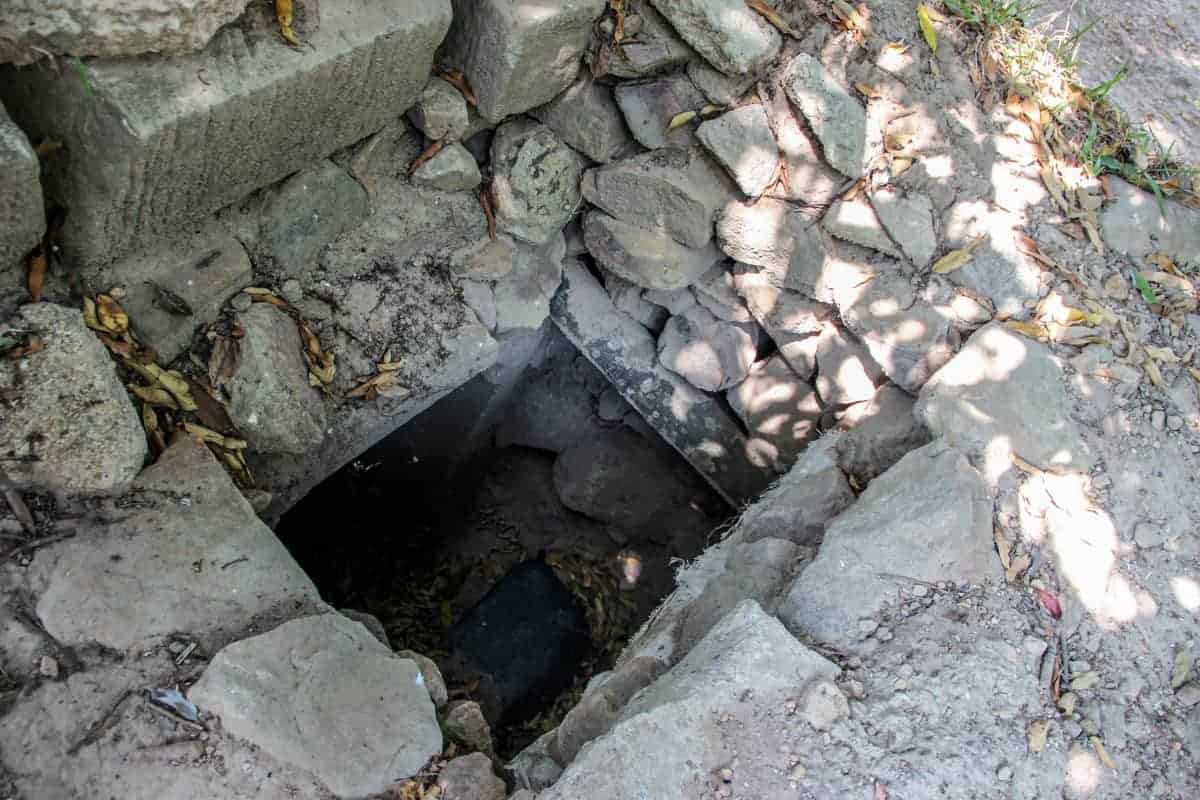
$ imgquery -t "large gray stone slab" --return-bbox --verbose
[778,440,997,652]
[0,101,42,268]
[647,0,781,76]
[783,52,869,178]
[870,188,938,267]
[1100,178,1200,268]
[0,0,246,64]
[696,103,781,197]
[0,303,146,493]
[257,159,369,273]
[822,196,902,258]
[832,384,932,482]
[540,601,837,799]
[718,198,831,294]
[583,209,724,291]
[0,0,452,267]
[581,147,732,248]
[533,72,632,163]
[30,437,321,652]
[491,119,584,245]
[757,69,843,205]
[613,73,707,150]
[190,614,441,797]
[915,321,1093,485]
[551,259,773,506]
[441,0,606,123]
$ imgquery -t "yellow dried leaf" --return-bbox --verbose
[667,110,697,131]
[1172,649,1194,689]
[1190,367,1200,383]
[274,0,300,46]
[183,421,226,446]
[745,0,801,37]
[1145,346,1180,363]
[699,104,724,117]
[855,83,883,99]
[96,294,129,334]
[128,383,180,409]
[241,287,275,296]
[891,157,914,177]
[158,370,198,412]
[82,297,102,332]
[885,130,914,153]
[1006,551,1032,583]
[917,4,938,53]
[1089,736,1117,770]
[882,41,909,55]
[931,236,986,274]
[1006,320,1049,341]
[141,402,159,434]
[1143,358,1165,389]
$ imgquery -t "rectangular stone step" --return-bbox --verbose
[0,0,452,268]
[550,259,774,508]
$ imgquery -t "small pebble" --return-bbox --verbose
[1177,684,1200,708]
[911,585,929,598]
[997,764,1013,782]
[719,767,733,783]
[1152,410,1165,430]
[857,619,879,636]
[876,627,893,642]
[281,279,303,303]
[38,655,59,679]
[1167,415,1183,431]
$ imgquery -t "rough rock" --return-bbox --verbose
[783,52,869,178]
[341,608,390,648]
[549,657,665,766]
[736,434,855,546]
[443,700,495,755]
[30,436,321,652]
[657,305,757,392]
[596,385,634,420]
[757,70,843,205]
[496,365,603,453]
[397,650,449,709]
[693,265,754,323]
[0,0,452,266]
[510,731,564,792]
[815,326,886,407]
[940,203,1042,318]
[602,0,695,79]
[1100,178,1200,267]
[411,142,482,192]
[441,0,605,122]
[833,384,932,482]
[452,236,517,281]
[539,601,838,799]
[779,440,997,652]
[581,147,732,248]
[551,260,773,506]
[614,73,707,149]
[688,59,757,105]
[553,427,694,527]
[438,753,506,800]
[822,196,902,258]
[602,269,670,330]
[728,354,823,472]
[408,76,470,142]
[0,102,43,268]
[490,119,583,244]
[190,614,441,797]
[915,321,1093,484]
[696,103,781,197]
[676,537,804,653]
[870,188,938,266]
[643,286,699,316]
[533,72,632,163]
[0,0,249,64]
[646,0,781,76]
[800,680,849,731]
[718,199,830,293]
[493,234,565,334]
[257,160,369,272]
[0,303,146,493]
[734,280,836,380]
[228,304,327,454]
[583,209,723,290]
[838,272,960,394]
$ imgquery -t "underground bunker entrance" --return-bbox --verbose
[275,330,732,757]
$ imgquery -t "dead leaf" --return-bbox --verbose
[409,139,446,175]
[208,335,241,391]
[480,184,497,240]
[250,293,290,310]
[745,0,801,37]
[274,0,300,46]
[1033,587,1063,619]
[931,236,986,274]
[917,3,937,53]
[1090,736,1117,771]
[1027,719,1050,753]
[27,246,46,302]
[348,370,411,401]
[1006,551,1032,583]
[146,281,193,316]
[436,68,478,107]
[882,41,909,56]
[855,83,882,100]
[186,377,236,434]
[994,526,1013,571]
[34,138,63,157]
[1005,319,1049,341]
[2,336,43,360]
[128,383,180,410]
[1057,222,1086,240]
[891,157,914,177]
[95,294,129,334]
[666,110,697,131]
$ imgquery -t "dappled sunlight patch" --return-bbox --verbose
[1170,576,1200,613]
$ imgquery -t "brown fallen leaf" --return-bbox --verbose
[186,377,236,435]
[409,139,446,176]
[1005,319,1049,341]
[128,383,180,410]
[1057,222,1086,240]
[931,236,986,274]
[208,335,241,392]
[436,68,478,107]
[141,403,167,457]
[348,370,411,401]
[1033,587,1063,619]
[480,183,497,240]
[1006,551,1032,583]
[994,525,1013,571]
[855,82,883,100]
[2,336,43,360]
[745,0,802,37]
[250,293,291,310]
[124,361,197,412]
[26,246,46,302]
[34,138,63,157]
[95,294,130,335]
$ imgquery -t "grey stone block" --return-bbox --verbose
[257,160,370,273]
[533,72,633,163]
[696,103,780,197]
[491,119,583,244]
[583,209,723,291]
[603,0,695,79]
[728,354,822,473]
[408,77,471,143]
[441,0,607,123]
[1100,177,1200,268]
[411,143,483,192]
[0,0,452,267]
[657,305,756,392]
[550,259,773,506]
[0,101,42,268]
[647,0,781,76]
[783,52,869,178]
[614,73,707,150]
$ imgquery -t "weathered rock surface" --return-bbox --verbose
[553,427,694,527]
[736,434,855,546]
[411,142,483,192]
[190,614,441,797]
[814,326,886,407]
[647,0,781,76]
[396,649,449,709]
[728,354,823,472]
[688,59,757,105]
[491,119,583,244]
[657,305,756,392]
[551,260,773,506]
[228,304,327,454]
[822,195,902,258]
[734,279,836,381]
[779,441,997,652]
[0,0,452,266]
[540,601,838,799]
[696,103,781,197]
[833,384,931,482]
[602,0,695,79]
[691,264,753,323]
[718,199,829,293]
[757,65,844,205]
[783,52,869,178]
[441,0,606,122]
[408,76,470,142]
[613,73,707,150]
[1100,178,1200,267]
[0,0,248,64]
[438,753,506,800]
[31,437,321,652]
[915,321,1093,484]
[496,366,603,453]
[583,209,723,290]
[549,657,665,767]
[602,269,670,330]
[493,234,565,334]
[581,147,732,248]
[257,160,369,273]
[533,72,632,163]
[443,700,495,755]
[0,303,146,493]
[0,102,42,268]
[870,188,938,266]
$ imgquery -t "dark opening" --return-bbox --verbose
[275,328,730,757]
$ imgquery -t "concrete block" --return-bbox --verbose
[0,101,43,268]
[0,0,452,267]
[441,0,607,122]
